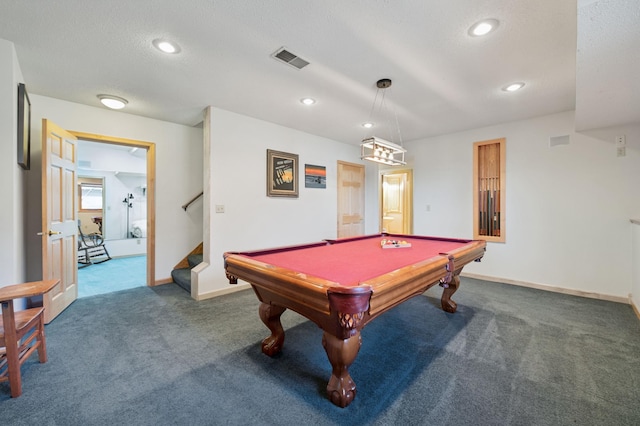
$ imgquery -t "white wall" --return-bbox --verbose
[25,95,203,283]
[407,111,640,300]
[0,39,26,293]
[195,107,640,303]
[632,221,640,311]
[104,238,147,258]
[194,107,376,298]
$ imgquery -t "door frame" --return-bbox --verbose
[70,131,157,286]
[337,160,365,238]
[379,168,413,234]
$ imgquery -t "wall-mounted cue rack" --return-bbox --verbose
[473,138,506,243]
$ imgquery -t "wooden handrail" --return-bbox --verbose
[182,191,203,211]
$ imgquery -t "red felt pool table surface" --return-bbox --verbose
[244,235,471,286]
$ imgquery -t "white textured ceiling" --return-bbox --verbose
[575,0,640,131]
[1,0,638,144]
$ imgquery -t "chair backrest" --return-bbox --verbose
[78,222,104,247]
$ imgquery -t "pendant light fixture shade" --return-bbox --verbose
[360,79,406,166]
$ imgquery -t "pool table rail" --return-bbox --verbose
[365,239,485,317]
[224,236,485,337]
[224,253,370,332]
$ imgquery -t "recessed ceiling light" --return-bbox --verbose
[300,98,316,105]
[362,122,374,129]
[97,94,128,109]
[502,82,525,92]
[468,19,499,37]
[152,38,181,54]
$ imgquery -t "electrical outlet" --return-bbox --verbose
[617,146,626,157]
[215,205,225,213]
[615,135,626,147]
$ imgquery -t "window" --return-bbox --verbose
[473,138,505,242]
[78,178,104,212]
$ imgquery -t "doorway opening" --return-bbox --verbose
[71,131,156,297]
[380,169,413,234]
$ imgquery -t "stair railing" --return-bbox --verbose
[182,191,203,211]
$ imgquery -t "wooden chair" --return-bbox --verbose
[0,279,59,398]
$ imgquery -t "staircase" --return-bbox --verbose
[171,243,203,294]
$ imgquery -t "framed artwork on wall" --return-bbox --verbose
[17,83,31,170]
[267,149,298,197]
[304,164,326,188]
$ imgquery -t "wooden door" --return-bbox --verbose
[41,119,78,323]
[380,169,413,234]
[337,161,365,238]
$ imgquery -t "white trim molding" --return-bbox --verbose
[461,272,630,305]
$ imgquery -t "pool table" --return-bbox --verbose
[223,233,486,407]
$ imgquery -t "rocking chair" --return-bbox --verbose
[78,223,112,267]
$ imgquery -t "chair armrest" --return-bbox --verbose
[0,279,59,303]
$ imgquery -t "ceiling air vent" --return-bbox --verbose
[271,47,309,70]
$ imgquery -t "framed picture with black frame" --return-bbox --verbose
[266,149,298,197]
[17,83,31,170]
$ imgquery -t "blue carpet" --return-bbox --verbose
[2,280,639,424]
[78,255,146,298]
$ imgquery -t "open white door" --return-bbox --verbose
[41,119,78,323]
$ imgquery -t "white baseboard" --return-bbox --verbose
[195,283,252,301]
[153,277,174,286]
[159,271,638,320]
[461,272,629,304]
[631,298,640,320]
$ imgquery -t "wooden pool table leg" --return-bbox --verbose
[322,331,362,408]
[258,302,286,356]
[441,272,461,313]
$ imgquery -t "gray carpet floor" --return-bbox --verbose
[1,278,638,425]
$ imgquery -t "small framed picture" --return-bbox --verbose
[267,149,298,197]
[17,83,31,170]
[305,164,326,188]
